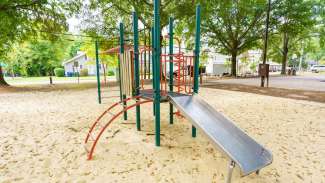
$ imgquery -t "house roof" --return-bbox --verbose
[62,52,86,65]
[101,45,133,55]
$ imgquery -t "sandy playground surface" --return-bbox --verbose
[0,86,324,182]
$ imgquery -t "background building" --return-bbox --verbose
[62,51,101,76]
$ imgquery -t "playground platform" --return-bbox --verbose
[139,89,189,102]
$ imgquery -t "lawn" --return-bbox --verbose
[4,76,116,85]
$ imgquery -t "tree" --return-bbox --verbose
[6,38,71,78]
[80,37,118,84]
[201,0,267,76]
[0,0,81,86]
[271,0,316,74]
[305,37,325,64]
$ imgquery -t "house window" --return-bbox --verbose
[80,65,83,69]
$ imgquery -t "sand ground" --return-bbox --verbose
[0,87,324,182]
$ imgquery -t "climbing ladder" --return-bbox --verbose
[84,96,153,160]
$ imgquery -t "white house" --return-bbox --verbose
[62,51,100,76]
[205,49,230,76]
[204,49,276,76]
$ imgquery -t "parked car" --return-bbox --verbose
[311,65,325,73]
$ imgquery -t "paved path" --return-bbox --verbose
[212,74,325,92]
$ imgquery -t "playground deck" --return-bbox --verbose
[139,89,189,102]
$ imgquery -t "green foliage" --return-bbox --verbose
[80,68,88,76]
[1,0,324,83]
[320,58,325,65]
[79,0,323,76]
[200,51,209,66]
[269,0,316,73]
[201,0,267,75]
[250,62,257,71]
[0,0,81,84]
[0,0,81,58]
[82,0,196,35]
[107,70,115,76]
[272,0,316,36]
[54,68,65,77]
[80,39,118,69]
[6,38,70,77]
[69,40,83,57]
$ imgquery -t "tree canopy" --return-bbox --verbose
[0,0,324,86]
[201,0,267,76]
[0,0,81,85]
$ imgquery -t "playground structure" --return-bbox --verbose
[84,2,272,182]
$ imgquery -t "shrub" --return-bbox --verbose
[250,62,257,72]
[80,68,88,77]
[54,68,65,77]
[107,70,115,76]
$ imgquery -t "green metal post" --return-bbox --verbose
[154,0,161,146]
[169,17,174,125]
[192,4,201,138]
[133,12,141,131]
[119,22,127,120]
[95,40,102,104]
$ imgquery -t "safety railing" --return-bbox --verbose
[139,52,195,95]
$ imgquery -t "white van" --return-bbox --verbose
[311,65,325,73]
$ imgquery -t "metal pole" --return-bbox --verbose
[119,22,127,120]
[154,0,161,146]
[192,4,201,138]
[261,0,271,87]
[95,40,102,104]
[169,17,174,125]
[133,12,141,131]
[226,161,236,183]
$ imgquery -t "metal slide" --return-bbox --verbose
[168,93,272,182]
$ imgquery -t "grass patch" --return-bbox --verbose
[4,76,116,85]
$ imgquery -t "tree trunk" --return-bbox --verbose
[0,65,9,86]
[281,32,289,75]
[102,63,107,85]
[49,70,53,85]
[231,51,237,76]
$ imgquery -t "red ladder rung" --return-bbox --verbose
[85,99,153,160]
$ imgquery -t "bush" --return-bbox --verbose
[107,70,115,76]
[80,68,88,77]
[54,68,65,77]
